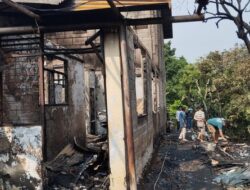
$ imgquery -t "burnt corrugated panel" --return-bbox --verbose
[73,0,171,11]
[12,0,65,5]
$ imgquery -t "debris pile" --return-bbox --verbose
[45,135,109,190]
[201,142,250,189]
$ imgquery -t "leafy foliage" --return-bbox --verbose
[165,43,250,140]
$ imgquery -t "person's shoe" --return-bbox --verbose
[183,139,188,142]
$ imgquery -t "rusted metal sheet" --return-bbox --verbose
[0,126,43,189]
[74,0,171,11]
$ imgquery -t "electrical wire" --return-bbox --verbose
[153,154,168,190]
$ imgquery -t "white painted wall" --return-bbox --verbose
[0,126,43,190]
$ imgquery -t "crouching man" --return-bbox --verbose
[207,118,227,143]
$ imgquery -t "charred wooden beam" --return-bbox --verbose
[126,14,204,25]
[85,30,101,45]
[0,26,40,35]
[0,22,121,35]
[126,17,163,25]
[162,7,172,39]
[2,0,40,20]
[4,47,40,52]
[119,3,167,12]
[44,46,100,55]
[89,42,103,63]
[120,25,137,190]
[106,0,123,20]
[0,37,40,42]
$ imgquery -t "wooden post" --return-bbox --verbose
[104,27,137,189]
[104,29,127,190]
[38,33,46,160]
[119,25,137,190]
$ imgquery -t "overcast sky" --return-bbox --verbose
[166,0,242,63]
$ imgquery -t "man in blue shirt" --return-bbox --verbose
[176,106,181,131]
[207,118,227,143]
[178,107,188,142]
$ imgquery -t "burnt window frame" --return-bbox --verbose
[135,48,148,118]
[44,55,68,106]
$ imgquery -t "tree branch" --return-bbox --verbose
[205,0,250,53]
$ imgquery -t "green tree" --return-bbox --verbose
[165,42,200,118]
[165,42,250,140]
[196,45,250,140]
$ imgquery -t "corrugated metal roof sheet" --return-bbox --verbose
[12,0,65,5]
[73,0,171,11]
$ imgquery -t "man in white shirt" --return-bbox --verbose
[194,106,206,142]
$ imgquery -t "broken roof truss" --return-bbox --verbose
[0,0,173,38]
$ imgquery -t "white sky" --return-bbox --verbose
[166,0,243,63]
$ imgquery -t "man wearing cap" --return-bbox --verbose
[207,118,227,143]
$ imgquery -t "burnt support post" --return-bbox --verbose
[104,29,127,190]
[103,26,137,190]
[119,25,137,190]
[38,33,46,160]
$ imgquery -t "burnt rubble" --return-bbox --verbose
[197,141,250,189]
[45,135,109,190]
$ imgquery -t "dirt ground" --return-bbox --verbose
[138,132,223,190]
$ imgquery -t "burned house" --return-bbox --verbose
[0,0,172,189]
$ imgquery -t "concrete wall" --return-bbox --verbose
[94,71,107,135]
[0,35,43,189]
[45,57,85,160]
[1,48,40,125]
[0,126,43,190]
[0,33,87,189]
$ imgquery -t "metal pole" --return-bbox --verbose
[171,14,204,23]
[0,23,121,35]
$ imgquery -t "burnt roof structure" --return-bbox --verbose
[0,0,173,38]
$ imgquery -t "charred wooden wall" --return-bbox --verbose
[125,13,166,179]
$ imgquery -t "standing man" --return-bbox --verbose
[194,106,206,142]
[176,106,181,132]
[207,118,227,143]
[186,108,193,131]
[179,107,187,142]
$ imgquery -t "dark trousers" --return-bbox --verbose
[177,121,180,131]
